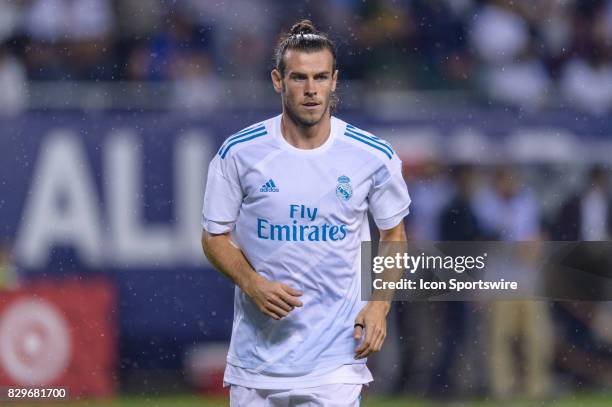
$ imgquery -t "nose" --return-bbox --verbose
[304,78,316,96]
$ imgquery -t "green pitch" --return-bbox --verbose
[5,393,612,407]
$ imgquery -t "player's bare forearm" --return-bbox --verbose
[354,221,406,358]
[201,231,303,320]
[371,221,407,305]
[201,230,257,293]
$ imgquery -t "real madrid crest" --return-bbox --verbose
[336,175,353,201]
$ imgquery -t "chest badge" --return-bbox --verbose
[336,175,353,201]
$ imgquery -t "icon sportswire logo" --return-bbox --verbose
[260,179,279,193]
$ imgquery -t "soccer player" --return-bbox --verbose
[201,20,411,406]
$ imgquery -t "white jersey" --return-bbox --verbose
[202,114,411,386]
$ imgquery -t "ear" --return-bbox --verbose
[331,69,339,92]
[271,69,283,94]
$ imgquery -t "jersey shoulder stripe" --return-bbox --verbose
[342,123,393,160]
[217,122,265,153]
[218,122,268,159]
[218,125,266,155]
[226,123,266,144]
[345,126,394,157]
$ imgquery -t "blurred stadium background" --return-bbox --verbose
[1,0,612,405]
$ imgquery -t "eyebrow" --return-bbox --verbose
[288,71,331,78]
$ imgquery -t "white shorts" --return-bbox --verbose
[230,383,362,407]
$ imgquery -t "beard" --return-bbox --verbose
[282,91,331,128]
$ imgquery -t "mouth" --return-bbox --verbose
[302,101,321,110]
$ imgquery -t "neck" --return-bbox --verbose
[281,111,332,150]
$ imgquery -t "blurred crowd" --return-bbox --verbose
[386,163,612,399]
[1,0,612,113]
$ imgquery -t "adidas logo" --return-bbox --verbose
[260,179,279,193]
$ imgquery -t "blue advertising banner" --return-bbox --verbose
[1,108,611,371]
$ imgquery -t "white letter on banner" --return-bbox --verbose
[106,130,174,266]
[175,131,212,265]
[16,131,102,268]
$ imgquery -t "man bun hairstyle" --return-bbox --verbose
[274,19,337,78]
[290,20,316,36]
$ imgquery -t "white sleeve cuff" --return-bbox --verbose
[373,206,410,231]
[202,218,235,234]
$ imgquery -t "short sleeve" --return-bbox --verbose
[201,155,243,234]
[368,157,411,230]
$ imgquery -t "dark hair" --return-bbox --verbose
[274,20,337,77]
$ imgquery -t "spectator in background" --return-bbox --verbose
[524,1,574,81]
[24,0,115,80]
[114,0,165,81]
[474,166,540,242]
[0,43,27,115]
[170,51,221,113]
[146,11,203,81]
[469,0,529,66]
[406,162,452,241]
[548,165,612,388]
[124,40,153,81]
[411,0,474,89]
[560,1,612,115]
[485,44,552,110]
[352,1,417,87]
[114,0,164,41]
[470,0,551,109]
[560,47,612,115]
[440,165,483,241]
[394,162,452,395]
[474,166,552,400]
[552,164,612,241]
[548,163,612,300]
[184,0,275,80]
[428,165,485,398]
[122,7,214,82]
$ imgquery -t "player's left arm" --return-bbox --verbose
[354,220,406,359]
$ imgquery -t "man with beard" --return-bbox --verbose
[201,20,411,406]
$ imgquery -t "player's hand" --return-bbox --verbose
[354,302,390,359]
[244,273,303,320]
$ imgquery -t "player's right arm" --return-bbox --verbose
[201,231,303,320]
[201,152,302,320]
